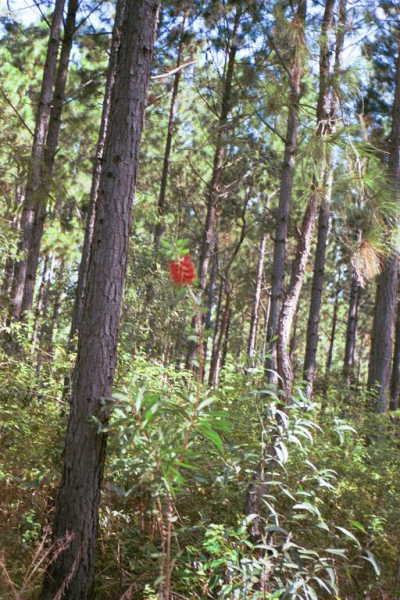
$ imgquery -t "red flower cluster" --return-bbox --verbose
[169,254,197,285]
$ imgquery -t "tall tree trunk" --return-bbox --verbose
[343,272,361,384]
[368,37,400,413]
[303,0,346,397]
[264,0,307,383]
[21,0,79,316]
[10,0,65,320]
[69,0,126,342]
[40,2,159,599]
[186,8,240,377]
[277,190,319,397]
[368,258,399,412]
[302,185,331,395]
[247,232,267,365]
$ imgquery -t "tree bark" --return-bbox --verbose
[368,35,400,413]
[69,0,126,343]
[368,257,399,412]
[10,0,66,320]
[40,2,159,599]
[264,0,307,383]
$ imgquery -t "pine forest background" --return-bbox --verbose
[1,0,400,599]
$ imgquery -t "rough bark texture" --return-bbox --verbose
[368,37,400,412]
[40,2,159,599]
[264,0,307,383]
[368,257,399,412]
[69,0,126,342]
[343,272,361,384]
[10,0,66,319]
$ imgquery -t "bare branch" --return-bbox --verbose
[0,85,34,136]
[151,60,195,80]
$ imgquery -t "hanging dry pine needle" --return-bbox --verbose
[351,240,381,287]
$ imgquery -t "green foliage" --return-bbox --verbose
[1,349,400,598]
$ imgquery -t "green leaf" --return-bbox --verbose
[197,397,216,411]
[275,441,288,464]
[293,502,320,518]
[198,422,224,452]
[350,520,367,534]
[325,548,347,558]
[335,526,361,548]
[362,551,381,577]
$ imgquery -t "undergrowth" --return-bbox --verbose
[1,355,399,599]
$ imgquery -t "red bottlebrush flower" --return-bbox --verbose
[169,254,197,285]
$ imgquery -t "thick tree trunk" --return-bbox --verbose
[264,0,307,383]
[368,38,400,413]
[40,2,159,599]
[343,272,361,384]
[247,232,267,365]
[69,0,126,342]
[368,257,399,412]
[10,0,65,319]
